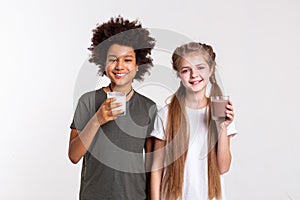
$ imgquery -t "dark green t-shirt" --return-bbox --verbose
[70,88,157,200]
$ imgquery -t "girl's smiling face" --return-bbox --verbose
[178,52,212,93]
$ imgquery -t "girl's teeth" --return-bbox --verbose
[191,80,201,84]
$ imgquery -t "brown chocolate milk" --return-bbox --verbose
[211,97,228,120]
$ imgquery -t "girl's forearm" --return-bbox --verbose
[217,125,231,174]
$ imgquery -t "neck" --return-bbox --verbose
[109,83,130,92]
[185,89,208,109]
[109,83,133,97]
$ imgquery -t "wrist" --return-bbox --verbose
[216,121,227,136]
[91,114,102,127]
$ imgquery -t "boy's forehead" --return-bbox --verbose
[107,44,135,56]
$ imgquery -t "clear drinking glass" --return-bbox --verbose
[107,91,126,116]
[210,96,229,120]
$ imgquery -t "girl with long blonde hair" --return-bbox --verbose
[150,42,237,200]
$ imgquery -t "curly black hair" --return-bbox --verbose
[88,16,156,81]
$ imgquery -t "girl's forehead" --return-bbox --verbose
[181,53,207,66]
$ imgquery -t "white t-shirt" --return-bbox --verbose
[151,105,238,200]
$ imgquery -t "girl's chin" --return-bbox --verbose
[188,86,206,93]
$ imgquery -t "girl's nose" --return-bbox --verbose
[190,68,199,77]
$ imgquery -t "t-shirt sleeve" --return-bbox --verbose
[227,120,238,137]
[146,103,158,138]
[150,109,167,141]
[70,96,91,131]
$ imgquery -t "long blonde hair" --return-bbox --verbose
[162,42,223,200]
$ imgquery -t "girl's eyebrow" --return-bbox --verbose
[195,63,206,66]
[181,63,205,68]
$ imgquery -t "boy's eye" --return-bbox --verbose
[108,59,117,63]
[125,59,133,62]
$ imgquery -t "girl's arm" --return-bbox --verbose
[150,138,166,200]
[68,98,122,164]
[216,126,231,174]
[216,100,235,174]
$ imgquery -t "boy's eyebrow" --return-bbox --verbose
[107,54,134,58]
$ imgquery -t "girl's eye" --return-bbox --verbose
[197,66,205,70]
[125,59,133,62]
[180,69,190,74]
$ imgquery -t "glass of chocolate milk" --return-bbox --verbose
[210,96,229,120]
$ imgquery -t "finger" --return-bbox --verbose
[107,110,115,117]
[96,110,116,125]
[226,114,233,120]
[107,115,117,121]
[226,109,234,116]
[106,98,119,110]
[100,98,114,111]
[110,102,122,109]
[107,97,116,103]
[226,108,234,115]
[108,97,117,103]
[102,103,111,111]
[226,104,234,112]
[111,109,125,116]
[225,112,234,121]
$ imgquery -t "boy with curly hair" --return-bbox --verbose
[68,16,157,200]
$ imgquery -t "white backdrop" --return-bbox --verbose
[1,0,299,199]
